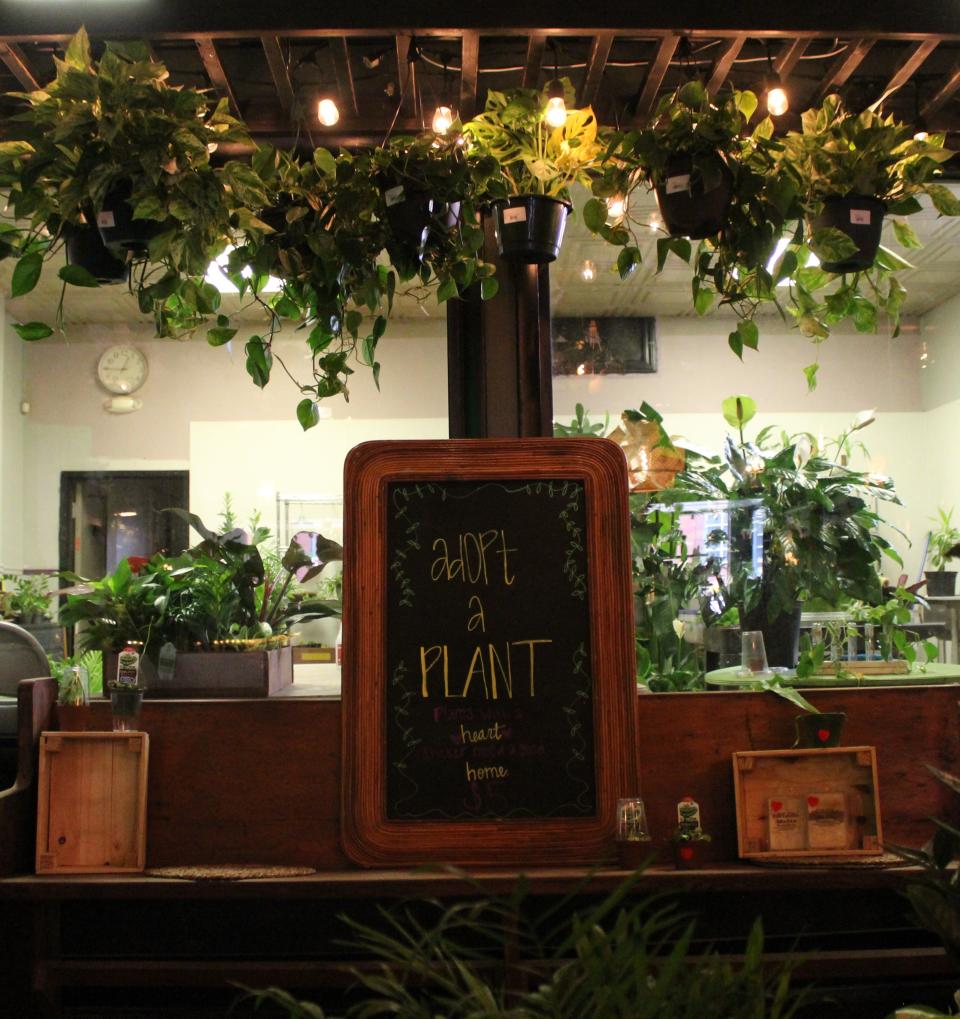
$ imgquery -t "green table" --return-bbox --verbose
[705,662,960,689]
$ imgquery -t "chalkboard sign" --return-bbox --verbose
[341,439,639,867]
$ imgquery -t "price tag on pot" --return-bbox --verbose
[850,208,872,225]
[502,206,527,224]
[384,185,406,208]
[665,174,691,195]
[96,210,116,228]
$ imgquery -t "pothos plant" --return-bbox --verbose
[0,27,254,340]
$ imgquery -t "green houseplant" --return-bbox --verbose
[0,26,253,341]
[926,508,960,596]
[662,397,901,668]
[464,79,605,262]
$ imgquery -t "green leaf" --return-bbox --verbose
[11,252,42,297]
[64,27,91,70]
[616,246,642,279]
[927,183,960,217]
[244,337,272,388]
[296,398,320,431]
[479,276,499,301]
[206,326,237,347]
[803,363,819,391]
[892,219,922,250]
[313,147,337,177]
[582,198,609,234]
[737,319,759,351]
[13,321,53,341]
[58,264,100,288]
[727,330,743,360]
[693,286,714,316]
[721,395,756,430]
[437,277,458,303]
[809,227,858,264]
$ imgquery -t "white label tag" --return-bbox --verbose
[503,206,527,224]
[96,210,116,228]
[666,174,691,195]
[384,185,405,208]
[850,208,871,225]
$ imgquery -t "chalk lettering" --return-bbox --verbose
[430,531,517,586]
[419,639,553,698]
[465,761,509,781]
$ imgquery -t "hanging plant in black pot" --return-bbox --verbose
[96,182,164,254]
[654,153,734,240]
[808,195,885,273]
[64,221,129,285]
[463,79,603,264]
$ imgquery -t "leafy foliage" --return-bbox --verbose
[928,508,960,571]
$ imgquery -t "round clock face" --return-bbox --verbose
[97,345,148,395]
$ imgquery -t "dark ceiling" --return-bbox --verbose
[2,8,960,150]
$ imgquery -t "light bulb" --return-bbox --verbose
[766,84,789,117]
[544,95,567,128]
[580,260,596,282]
[648,214,661,234]
[317,98,340,126]
[914,127,929,142]
[606,195,627,220]
[432,105,454,135]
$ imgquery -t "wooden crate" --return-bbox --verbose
[36,731,149,874]
[815,659,909,677]
[732,746,883,860]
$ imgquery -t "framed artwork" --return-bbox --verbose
[552,316,657,376]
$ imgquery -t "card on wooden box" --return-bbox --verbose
[767,796,805,851]
[805,792,850,850]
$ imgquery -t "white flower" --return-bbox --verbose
[672,619,686,639]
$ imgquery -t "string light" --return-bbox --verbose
[766,78,789,117]
[317,97,340,126]
[580,259,596,282]
[545,79,567,128]
[606,194,627,220]
[432,104,454,134]
[648,213,662,233]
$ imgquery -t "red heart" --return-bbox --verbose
[770,800,783,812]
[679,846,695,861]
[817,728,831,743]
[807,796,819,807]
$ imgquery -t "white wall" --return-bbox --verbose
[0,299,25,572]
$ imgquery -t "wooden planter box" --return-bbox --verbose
[104,645,292,699]
[292,645,336,665]
[733,746,883,860]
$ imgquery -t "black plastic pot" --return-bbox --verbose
[490,195,571,264]
[654,153,733,239]
[742,599,802,669]
[96,183,161,253]
[925,570,957,597]
[809,195,885,273]
[794,711,847,749]
[64,223,129,285]
[383,187,435,263]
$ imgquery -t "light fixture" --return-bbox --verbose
[606,194,627,220]
[914,123,930,142]
[912,81,929,142]
[432,104,454,135]
[648,213,662,233]
[205,246,281,295]
[317,96,340,126]
[544,41,567,128]
[764,47,789,117]
[580,259,596,282]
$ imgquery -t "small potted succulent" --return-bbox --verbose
[53,660,91,732]
[925,507,960,597]
[671,796,711,870]
[463,79,604,262]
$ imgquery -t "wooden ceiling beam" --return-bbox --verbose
[260,34,296,118]
[706,32,746,95]
[0,42,39,91]
[813,38,874,103]
[459,30,480,119]
[395,34,416,119]
[522,32,546,89]
[330,36,359,119]
[923,61,960,120]
[876,38,939,104]
[579,30,615,106]
[195,37,240,116]
[772,37,810,79]
[635,33,680,120]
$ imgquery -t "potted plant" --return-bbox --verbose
[59,511,340,698]
[925,508,960,596]
[0,26,254,340]
[0,573,62,657]
[671,798,711,869]
[662,397,900,668]
[463,79,604,262]
[51,657,92,731]
[779,94,956,273]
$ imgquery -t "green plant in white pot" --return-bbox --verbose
[926,508,960,597]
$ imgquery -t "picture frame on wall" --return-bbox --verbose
[552,316,657,376]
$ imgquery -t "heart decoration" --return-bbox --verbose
[770,800,783,812]
[807,795,820,808]
[817,728,831,743]
[679,845,695,861]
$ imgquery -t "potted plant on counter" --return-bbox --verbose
[925,508,960,597]
[463,79,604,262]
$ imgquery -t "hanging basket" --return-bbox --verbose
[65,222,129,285]
[809,195,885,273]
[382,185,435,267]
[490,195,571,264]
[96,183,162,253]
[654,153,733,240]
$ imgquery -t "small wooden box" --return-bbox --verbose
[732,746,883,860]
[36,731,149,874]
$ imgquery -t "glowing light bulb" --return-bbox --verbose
[580,259,596,282]
[432,105,454,135]
[914,128,929,142]
[317,98,340,126]
[648,213,661,234]
[544,95,567,128]
[606,194,627,220]
[766,85,789,117]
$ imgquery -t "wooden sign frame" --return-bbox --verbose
[341,438,639,867]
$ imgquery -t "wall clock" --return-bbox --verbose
[96,345,149,395]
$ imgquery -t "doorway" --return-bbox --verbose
[59,471,190,580]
